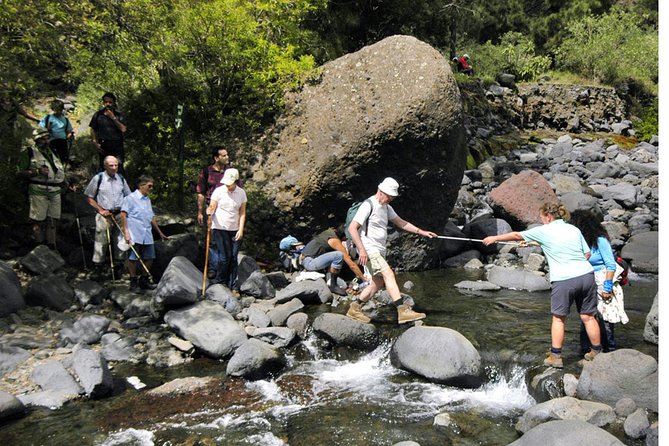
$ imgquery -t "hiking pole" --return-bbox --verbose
[109,215,153,281]
[436,235,520,246]
[202,214,212,297]
[73,198,87,270]
[106,222,115,282]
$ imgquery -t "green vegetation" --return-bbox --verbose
[0,0,658,227]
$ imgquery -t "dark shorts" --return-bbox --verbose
[128,243,155,261]
[551,272,598,316]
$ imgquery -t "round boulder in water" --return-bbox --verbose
[390,326,481,387]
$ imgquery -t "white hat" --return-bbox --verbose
[221,168,239,186]
[378,177,399,197]
[33,128,49,141]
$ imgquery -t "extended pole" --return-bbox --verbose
[436,235,520,246]
[110,215,153,280]
[202,215,212,297]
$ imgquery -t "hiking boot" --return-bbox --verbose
[583,349,600,362]
[129,277,140,292]
[543,352,564,369]
[397,304,426,324]
[139,275,157,290]
[346,302,371,323]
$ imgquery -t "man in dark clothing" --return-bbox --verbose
[89,92,127,171]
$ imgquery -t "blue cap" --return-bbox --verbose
[279,235,300,251]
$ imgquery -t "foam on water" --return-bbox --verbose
[96,428,155,446]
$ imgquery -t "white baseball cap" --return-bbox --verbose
[221,168,239,185]
[378,177,399,196]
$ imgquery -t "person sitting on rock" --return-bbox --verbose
[457,54,473,76]
[346,177,437,324]
[301,225,366,296]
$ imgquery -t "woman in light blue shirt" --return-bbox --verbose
[483,203,602,369]
[570,210,629,352]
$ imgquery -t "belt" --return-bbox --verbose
[29,179,61,186]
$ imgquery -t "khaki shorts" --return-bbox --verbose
[29,193,61,221]
[366,251,390,276]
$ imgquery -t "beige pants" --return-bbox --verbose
[93,213,123,264]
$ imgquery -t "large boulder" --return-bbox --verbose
[312,313,381,351]
[515,396,615,434]
[487,170,558,229]
[620,231,658,273]
[0,391,25,422]
[164,300,247,359]
[153,256,203,311]
[0,261,24,317]
[390,326,481,387]
[71,347,114,399]
[25,274,75,311]
[508,419,625,446]
[19,245,66,275]
[253,35,466,268]
[486,265,551,292]
[576,349,658,411]
[225,338,287,380]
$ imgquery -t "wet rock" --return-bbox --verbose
[312,313,380,351]
[526,367,565,403]
[286,312,309,338]
[0,261,24,317]
[515,396,615,433]
[453,280,500,291]
[0,390,25,421]
[643,294,658,344]
[239,270,276,299]
[443,249,483,268]
[486,265,550,292]
[25,274,75,311]
[226,338,287,380]
[164,300,247,358]
[390,326,481,387]
[19,245,66,275]
[508,419,624,445]
[576,349,657,411]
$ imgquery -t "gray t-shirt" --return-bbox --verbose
[353,196,397,255]
[84,172,131,211]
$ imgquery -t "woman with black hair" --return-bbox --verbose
[570,209,629,352]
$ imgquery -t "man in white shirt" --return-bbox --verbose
[346,177,437,324]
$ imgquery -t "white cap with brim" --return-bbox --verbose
[221,168,239,185]
[32,128,49,141]
[378,177,399,197]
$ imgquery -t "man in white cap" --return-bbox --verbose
[346,177,437,324]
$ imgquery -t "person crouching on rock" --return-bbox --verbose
[120,175,168,292]
[301,225,366,296]
[482,202,602,369]
[346,177,437,324]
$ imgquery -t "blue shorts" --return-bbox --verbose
[551,272,598,316]
[128,243,155,261]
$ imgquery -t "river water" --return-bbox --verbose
[1,268,657,446]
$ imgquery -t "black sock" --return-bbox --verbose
[392,299,402,308]
[591,345,603,353]
[550,347,562,355]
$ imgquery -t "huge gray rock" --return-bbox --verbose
[153,256,203,310]
[515,396,615,434]
[643,293,658,344]
[164,300,247,358]
[225,338,287,380]
[576,349,658,411]
[486,265,550,292]
[0,261,24,317]
[312,313,380,351]
[25,274,75,311]
[620,232,658,273]
[19,245,65,275]
[253,35,466,269]
[508,419,624,446]
[390,326,481,387]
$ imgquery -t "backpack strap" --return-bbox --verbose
[94,172,128,200]
[360,198,373,236]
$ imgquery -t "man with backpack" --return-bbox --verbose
[84,156,131,277]
[346,177,437,324]
[89,92,127,172]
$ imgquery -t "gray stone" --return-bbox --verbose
[0,390,25,421]
[0,261,24,317]
[19,245,65,275]
[247,303,272,328]
[453,280,500,291]
[239,270,276,299]
[0,345,31,377]
[623,408,650,439]
[601,182,638,208]
[153,256,203,310]
[101,333,137,362]
[508,419,624,446]
[286,312,309,338]
[152,232,199,278]
[515,396,615,433]
[620,232,658,273]
[205,283,242,316]
[226,338,286,380]
[71,347,113,399]
[614,397,637,417]
[25,274,75,311]
[248,327,296,348]
[268,298,304,327]
[73,280,109,306]
[275,280,332,305]
[486,265,550,292]
[31,360,83,396]
[390,326,481,386]
[312,313,380,351]
[443,249,483,268]
[59,314,111,345]
[164,300,247,358]
[645,421,658,446]
[643,294,658,344]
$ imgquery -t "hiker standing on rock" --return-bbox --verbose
[196,145,233,277]
[121,175,168,292]
[16,128,69,249]
[38,99,74,164]
[89,92,127,172]
[482,202,602,368]
[206,168,246,294]
[346,177,436,324]
[301,225,366,296]
[84,156,131,278]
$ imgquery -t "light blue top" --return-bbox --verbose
[39,114,73,140]
[121,190,155,245]
[588,236,617,272]
[521,219,593,282]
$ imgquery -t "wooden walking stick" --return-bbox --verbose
[106,222,115,282]
[202,214,212,297]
